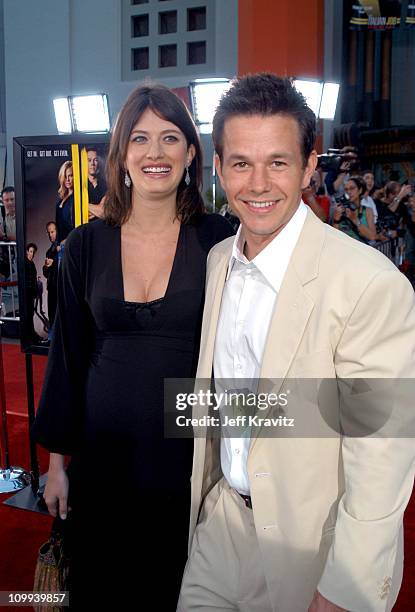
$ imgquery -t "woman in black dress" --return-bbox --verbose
[55,160,74,243]
[32,84,233,609]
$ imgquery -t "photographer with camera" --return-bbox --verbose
[375,181,412,242]
[332,176,376,243]
[302,170,330,222]
[323,147,360,197]
[377,181,412,217]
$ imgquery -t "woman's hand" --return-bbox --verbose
[333,204,344,222]
[44,454,71,519]
[344,207,358,224]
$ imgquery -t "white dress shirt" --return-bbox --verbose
[214,201,308,494]
[361,194,378,223]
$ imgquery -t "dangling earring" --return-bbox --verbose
[124,171,131,188]
[184,165,191,186]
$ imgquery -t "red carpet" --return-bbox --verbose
[0,344,51,612]
[0,344,414,609]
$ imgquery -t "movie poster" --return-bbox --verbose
[349,0,402,30]
[407,3,415,26]
[14,136,109,352]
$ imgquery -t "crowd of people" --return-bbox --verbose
[301,158,415,287]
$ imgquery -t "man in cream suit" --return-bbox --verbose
[178,74,415,612]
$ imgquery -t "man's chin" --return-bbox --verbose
[243,222,285,238]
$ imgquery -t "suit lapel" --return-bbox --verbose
[259,272,314,383]
[196,250,230,380]
[250,211,325,445]
[191,245,231,513]
[260,210,324,383]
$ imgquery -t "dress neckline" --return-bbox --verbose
[124,296,164,307]
[118,222,184,305]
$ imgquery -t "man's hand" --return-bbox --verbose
[339,161,351,173]
[44,258,54,268]
[308,590,347,611]
[397,184,412,202]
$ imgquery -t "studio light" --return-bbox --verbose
[293,79,340,120]
[293,79,323,116]
[53,98,72,134]
[189,78,231,134]
[319,83,340,120]
[53,94,110,134]
[70,94,110,133]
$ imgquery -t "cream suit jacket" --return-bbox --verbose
[187,210,415,612]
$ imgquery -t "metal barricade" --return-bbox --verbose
[372,237,403,267]
[0,241,19,321]
[0,242,28,491]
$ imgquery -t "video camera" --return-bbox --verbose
[317,148,360,174]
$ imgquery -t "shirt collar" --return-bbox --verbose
[226,201,308,292]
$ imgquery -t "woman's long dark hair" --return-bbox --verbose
[348,175,367,204]
[105,83,204,225]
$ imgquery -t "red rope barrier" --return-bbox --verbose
[0,281,18,288]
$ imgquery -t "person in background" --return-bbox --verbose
[374,181,412,242]
[25,242,40,343]
[302,170,330,222]
[86,147,107,220]
[362,170,375,196]
[55,161,74,244]
[324,146,359,197]
[0,187,16,281]
[42,221,59,335]
[219,201,240,232]
[404,193,415,288]
[361,170,378,224]
[1,186,16,241]
[332,175,376,242]
[32,83,233,609]
[375,181,412,220]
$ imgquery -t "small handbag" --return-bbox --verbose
[33,516,71,612]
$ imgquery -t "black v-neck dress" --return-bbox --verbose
[32,213,234,609]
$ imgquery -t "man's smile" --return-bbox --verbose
[241,199,280,212]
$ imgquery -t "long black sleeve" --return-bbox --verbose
[32,226,94,455]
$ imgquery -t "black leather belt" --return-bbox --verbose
[238,492,253,509]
